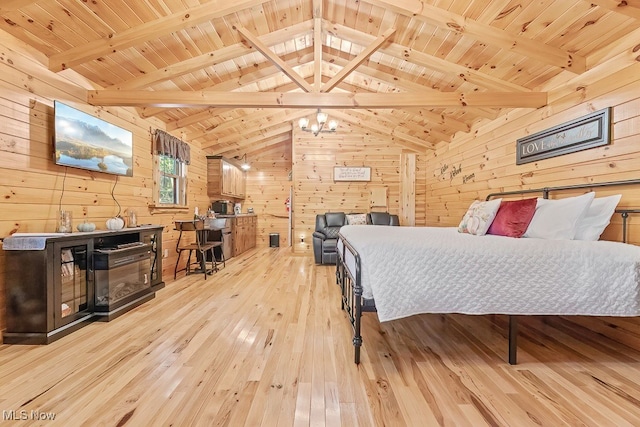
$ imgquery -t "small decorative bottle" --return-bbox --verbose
[128,210,137,228]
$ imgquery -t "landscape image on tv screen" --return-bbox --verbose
[54,101,133,176]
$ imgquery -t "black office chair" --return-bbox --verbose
[174,220,222,279]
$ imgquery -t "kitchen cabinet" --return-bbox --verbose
[207,155,246,199]
[232,215,257,256]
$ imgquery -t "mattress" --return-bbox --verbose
[337,225,640,322]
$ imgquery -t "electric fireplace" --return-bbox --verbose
[93,242,152,319]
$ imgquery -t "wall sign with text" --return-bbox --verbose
[516,108,611,165]
[334,167,371,182]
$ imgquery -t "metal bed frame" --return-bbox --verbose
[336,178,640,365]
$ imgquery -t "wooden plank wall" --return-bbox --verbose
[292,125,427,254]
[424,68,640,245]
[0,33,210,333]
[243,138,293,247]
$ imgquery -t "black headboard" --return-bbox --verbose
[485,178,640,243]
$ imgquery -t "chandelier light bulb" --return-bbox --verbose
[238,153,250,170]
[311,123,319,134]
[328,120,338,131]
[298,117,309,130]
[316,111,328,124]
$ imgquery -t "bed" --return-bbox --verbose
[336,179,640,365]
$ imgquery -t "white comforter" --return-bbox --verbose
[338,225,640,322]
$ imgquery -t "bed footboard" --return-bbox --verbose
[337,233,375,364]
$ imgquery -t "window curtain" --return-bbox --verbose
[153,129,191,164]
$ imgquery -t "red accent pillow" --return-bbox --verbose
[487,198,537,238]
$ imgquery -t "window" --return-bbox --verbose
[152,129,191,209]
[157,154,188,206]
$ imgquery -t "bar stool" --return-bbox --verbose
[205,227,226,269]
[174,220,220,279]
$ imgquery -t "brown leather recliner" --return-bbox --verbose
[366,212,400,226]
[312,212,347,264]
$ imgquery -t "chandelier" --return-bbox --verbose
[298,109,338,136]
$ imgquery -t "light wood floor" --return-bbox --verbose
[1,247,640,426]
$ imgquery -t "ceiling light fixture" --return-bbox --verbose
[298,109,338,136]
[239,153,251,170]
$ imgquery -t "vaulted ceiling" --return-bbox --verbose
[2,0,639,157]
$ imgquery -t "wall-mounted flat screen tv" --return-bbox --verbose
[54,101,133,176]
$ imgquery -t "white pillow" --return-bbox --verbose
[574,194,621,241]
[458,199,502,236]
[524,192,595,240]
[346,213,367,225]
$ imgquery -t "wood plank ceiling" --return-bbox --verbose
[1,0,639,157]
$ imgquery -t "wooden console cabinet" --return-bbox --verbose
[207,155,246,199]
[232,215,257,256]
[2,226,164,344]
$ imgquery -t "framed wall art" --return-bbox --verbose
[333,167,371,182]
[516,108,611,165]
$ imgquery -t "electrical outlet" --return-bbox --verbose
[163,249,169,258]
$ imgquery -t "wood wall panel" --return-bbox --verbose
[424,68,640,245]
[0,34,209,334]
[243,138,293,247]
[291,128,427,255]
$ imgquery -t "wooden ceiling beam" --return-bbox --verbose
[187,78,451,152]
[321,27,396,93]
[169,49,468,137]
[88,90,547,109]
[47,0,267,72]
[365,0,586,73]
[328,22,529,93]
[0,0,36,13]
[235,25,313,93]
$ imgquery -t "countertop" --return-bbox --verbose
[215,213,256,218]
